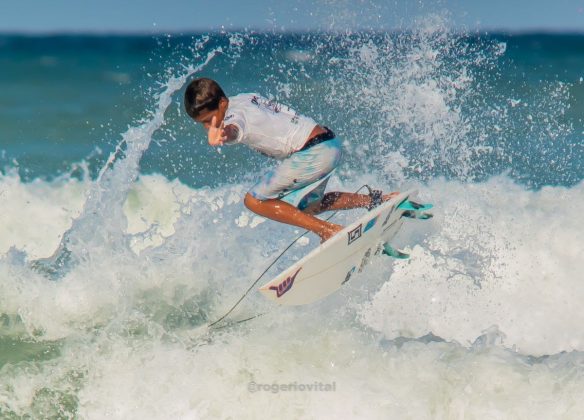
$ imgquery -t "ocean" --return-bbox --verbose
[1,16,584,420]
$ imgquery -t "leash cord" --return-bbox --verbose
[208,184,372,329]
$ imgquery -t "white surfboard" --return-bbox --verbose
[259,190,425,305]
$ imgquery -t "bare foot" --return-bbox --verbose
[318,223,344,243]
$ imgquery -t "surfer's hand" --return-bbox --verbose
[208,116,227,146]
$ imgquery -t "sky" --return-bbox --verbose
[1,0,583,33]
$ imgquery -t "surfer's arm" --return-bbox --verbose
[222,124,240,144]
[207,123,240,147]
[207,117,241,146]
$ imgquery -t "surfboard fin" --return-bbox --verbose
[398,199,433,212]
[401,210,433,220]
[382,243,409,259]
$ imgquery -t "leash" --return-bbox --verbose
[208,184,373,329]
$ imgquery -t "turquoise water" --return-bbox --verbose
[1,32,582,186]
[1,22,583,419]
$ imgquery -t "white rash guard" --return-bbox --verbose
[224,93,317,159]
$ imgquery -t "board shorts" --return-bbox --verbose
[248,136,343,211]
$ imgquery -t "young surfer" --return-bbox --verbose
[184,78,397,242]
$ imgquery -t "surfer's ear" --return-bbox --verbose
[218,97,229,112]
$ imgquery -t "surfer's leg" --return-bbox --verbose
[244,137,351,241]
[307,191,400,214]
[244,193,343,242]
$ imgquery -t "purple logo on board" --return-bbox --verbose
[269,268,302,298]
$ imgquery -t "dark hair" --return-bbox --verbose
[184,78,227,119]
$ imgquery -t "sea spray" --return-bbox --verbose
[0,23,583,419]
[29,50,219,280]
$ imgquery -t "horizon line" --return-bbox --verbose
[1,27,584,37]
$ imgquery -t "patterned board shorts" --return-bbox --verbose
[248,137,343,210]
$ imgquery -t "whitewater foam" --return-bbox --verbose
[1,16,583,419]
[360,177,584,356]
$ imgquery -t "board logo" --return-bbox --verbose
[269,268,301,298]
[348,224,362,245]
[383,219,399,233]
[358,248,372,272]
[381,205,395,226]
[364,216,378,233]
[342,266,356,285]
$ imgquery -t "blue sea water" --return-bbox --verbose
[1,31,582,186]
[1,17,584,420]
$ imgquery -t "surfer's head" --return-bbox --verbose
[184,78,229,129]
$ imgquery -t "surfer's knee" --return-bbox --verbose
[302,202,320,215]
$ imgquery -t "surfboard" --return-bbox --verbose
[259,190,432,305]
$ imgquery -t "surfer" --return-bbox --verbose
[184,78,397,242]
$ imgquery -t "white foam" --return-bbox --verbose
[2,173,583,353]
[1,20,583,417]
[1,168,584,418]
[0,172,86,258]
[359,177,584,356]
[2,307,584,419]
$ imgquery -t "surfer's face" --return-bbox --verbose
[194,98,228,130]
[195,109,219,130]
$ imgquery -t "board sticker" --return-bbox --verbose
[382,205,395,226]
[358,248,373,272]
[269,268,301,298]
[383,218,399,233]
[364,216,379,233]
[348,224,362,245]
[342,266,356,285]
